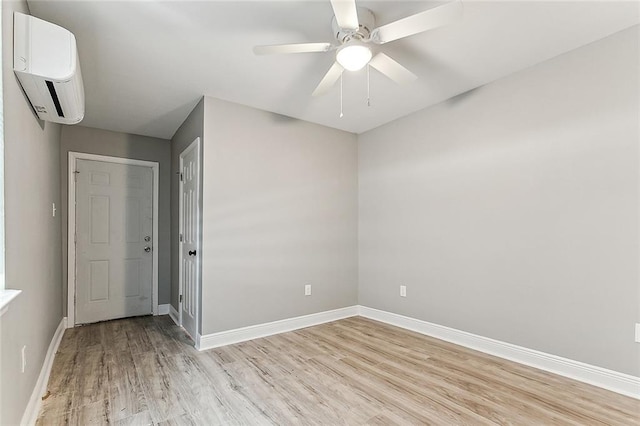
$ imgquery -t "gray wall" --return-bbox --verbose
[170,98,204,312]
[358,26,639,376]
[201,97,358,334]
[1,2,63,424]
[60,125,172,310]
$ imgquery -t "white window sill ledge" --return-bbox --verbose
[0,289,21,317]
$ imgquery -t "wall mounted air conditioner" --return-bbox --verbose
[13,12,85,124]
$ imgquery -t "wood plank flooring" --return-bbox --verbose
[37,315,639,425]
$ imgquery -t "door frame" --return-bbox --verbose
[178,137,201,339]
[67,152,160,328]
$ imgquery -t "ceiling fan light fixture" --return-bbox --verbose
[336,43,372,71]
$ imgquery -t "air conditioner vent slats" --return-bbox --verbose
[45,80,65,118]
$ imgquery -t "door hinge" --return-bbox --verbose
[179,233,183,242]
[180,172,183,182]
[73,170,80,181]
[179,295,183,303]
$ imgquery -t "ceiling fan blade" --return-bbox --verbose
[253,42,332,55]
[330,0,359,30]
[371,0,463,44]
[312,62,344,97]
[369,53,417,85]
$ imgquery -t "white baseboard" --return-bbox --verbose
[358,306,640,399]
[197,306,359,351]
[157,304,170,315]
[169,305,180,326]
[20,317,67,426]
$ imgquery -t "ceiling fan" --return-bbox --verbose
[253,0,463,97]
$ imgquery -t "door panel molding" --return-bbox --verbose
[68,152,160,328]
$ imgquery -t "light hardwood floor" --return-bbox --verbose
[37,315,639,425]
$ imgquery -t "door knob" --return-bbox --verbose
[188,250,197,256]
[144,246,152,252]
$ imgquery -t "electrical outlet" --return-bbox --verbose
[635,323,640,343]
[21,346,26,373]
[400,285,407,297]
[305,284,312,296]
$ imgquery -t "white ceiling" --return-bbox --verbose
[27,1,639,140]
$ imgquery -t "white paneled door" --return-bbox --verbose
[179,138,200,340]
[75,159,154,324]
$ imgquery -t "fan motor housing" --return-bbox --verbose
[332,7,375,43]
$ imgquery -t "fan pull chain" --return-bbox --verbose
[367,64,371,107]
[339,73,344,118]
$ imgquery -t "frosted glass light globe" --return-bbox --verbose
[336,44,372,71]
